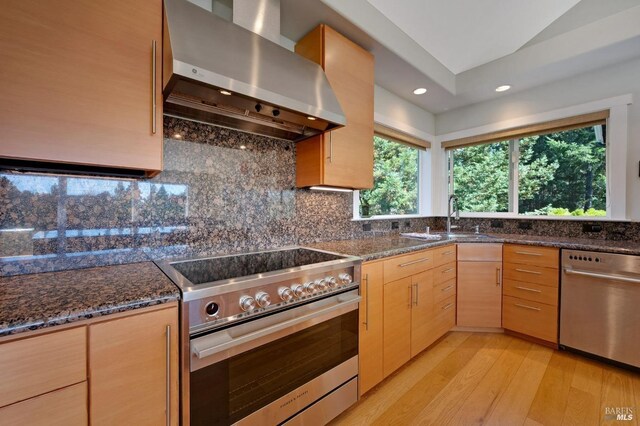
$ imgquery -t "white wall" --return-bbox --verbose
[374,85,435,138]
[435,57,640,220]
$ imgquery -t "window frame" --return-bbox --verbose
[446,124,610,219]
[352,134,430,220]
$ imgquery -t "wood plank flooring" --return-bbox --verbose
[332,332,639,426]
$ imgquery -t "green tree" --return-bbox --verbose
[360,136,418,216]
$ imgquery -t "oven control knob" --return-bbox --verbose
[278,286,294,302]
[325,276,337,288]
[338,273,352,285]
[314,279,326,292]
[239,295,257,311]
[255,291,271,308]
[303,281,317,294]
[291,283,305,298]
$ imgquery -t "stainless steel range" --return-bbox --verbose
[156,247,362,426]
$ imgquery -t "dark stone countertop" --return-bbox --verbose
[309,233,640,261]
[0,262,180,337]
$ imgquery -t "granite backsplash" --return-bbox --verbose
[0,117,430,276]
[1,117,637,276]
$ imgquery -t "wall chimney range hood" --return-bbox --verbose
[162,0,346,142]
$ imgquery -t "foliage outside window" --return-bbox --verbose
[359,134,420,217]
[449,125,607,216]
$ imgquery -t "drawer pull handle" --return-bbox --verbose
[442,268,454,274]
[363,274,369,331]
[496,267,501,286]
[152,40,157,135]
[515,303,541,311]
[515,251,542,256]
[441,285,454,292]
[442,303,454,311]
[515,268,542,275]
[442,251,454,255]
[408,285,413,307]
[515,286,542,293]
[399,258,429,268]
[165,324,171,426]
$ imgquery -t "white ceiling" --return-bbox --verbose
[278,0,640,114]
[366,0,580,74]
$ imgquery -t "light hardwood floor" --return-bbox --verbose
[332,332,640,426]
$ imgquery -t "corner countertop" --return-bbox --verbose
[308,233,640,262]
[0,262,180,337]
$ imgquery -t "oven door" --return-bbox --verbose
[189,290,360,426]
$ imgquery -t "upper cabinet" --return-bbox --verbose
[295,25,374,189]
[0,0,163,177]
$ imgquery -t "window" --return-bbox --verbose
[446,115,608,217]
[356,131,428,218]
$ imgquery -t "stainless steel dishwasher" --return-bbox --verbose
[560,250,640,368]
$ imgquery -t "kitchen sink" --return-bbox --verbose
[437,232,495,239]
[401,232,495,240]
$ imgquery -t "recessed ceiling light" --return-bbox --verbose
[219,89,232,96]
[307,116,316,121]
[239,145,247,150]
[173,133,182,139]
[495,85,511,92]
[413,88,428,95]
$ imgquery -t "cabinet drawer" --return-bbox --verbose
[0,382,87,426]
[433,245,456,267]
[503,279,558,306]
[383,250,433,283]
[503,262,559,287]
[458,244,502,261]
[504,245,559,269]
[433,278,456,304]
[503,296,558,343]
[433,294,456,316]
[433,262,456,285]
[0,326,86,407]
[432,298,456,335]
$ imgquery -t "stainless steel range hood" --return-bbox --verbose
[162,0,345,141]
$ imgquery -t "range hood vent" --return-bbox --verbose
[162,0,346,141]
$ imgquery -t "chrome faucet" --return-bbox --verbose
[447,194,460,234]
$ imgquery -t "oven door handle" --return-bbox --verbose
[192,293,361,360]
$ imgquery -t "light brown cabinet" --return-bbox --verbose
[295,25,374,189]
[359,261,384,396]
[381,245,457,379]
[383,276,413,377]
[89,306,179,426]
[0,0,163,176]
[0,304,178,426]
[502,244,559,345]
[457,244,503,328]
[0,382,87,426]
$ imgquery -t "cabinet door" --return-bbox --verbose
[322,26,374,189]
[359,262,384,396]
[383,277,412,377]
[89,306,179,426]
[457,261,503,327]
[0,0,162,174]
[410,270,435,357]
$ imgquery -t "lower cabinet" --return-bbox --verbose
[0,382,87,426]
[383,276,413,377]
[89,306,179,426]
[0,303,179,426]
[457,244,503,328]
[380,245,457,380]
[359,261,384,396]
[502,244,560,345]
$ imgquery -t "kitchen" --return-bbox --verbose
[0,0,639,425]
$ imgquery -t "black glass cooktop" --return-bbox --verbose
[171,248,345,285]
